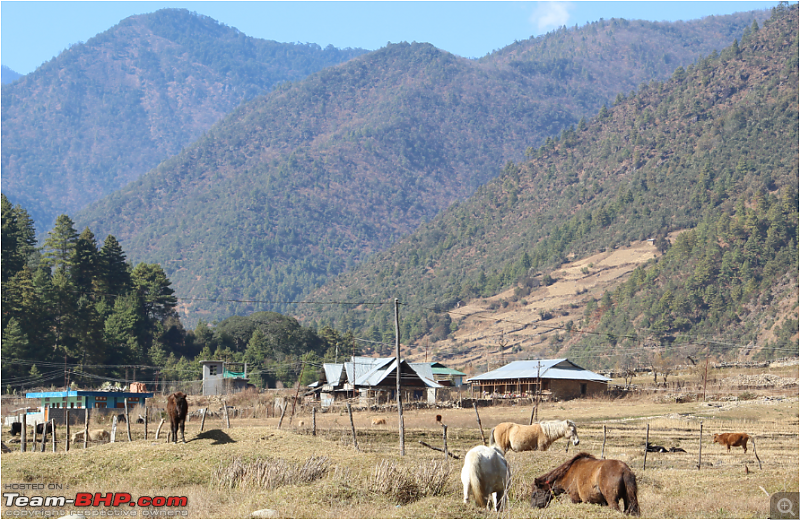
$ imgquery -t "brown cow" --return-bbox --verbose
[167,392,189,444]
[712,433,749,453]
[71,429,110,444]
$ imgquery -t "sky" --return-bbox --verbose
[0,1,789,76]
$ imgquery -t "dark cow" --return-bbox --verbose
[35,422,53,435]
[646,443,686,453]
[713,433,749,453]
[167,392,188,444]
[116,413,127,423]
[9,422,21,436]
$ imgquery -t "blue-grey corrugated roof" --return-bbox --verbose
[323,357,443,388]
[323,364,345,386]
[466,359,610,383]
[343,356,393,384]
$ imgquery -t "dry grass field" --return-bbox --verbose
[1,373,797,520]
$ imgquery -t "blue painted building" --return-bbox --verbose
[25,390,153,417]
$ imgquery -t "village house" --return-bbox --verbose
[312,356,443,408]
[466,358,610,400]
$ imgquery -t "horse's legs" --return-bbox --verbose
[180,419,186,443]
[462,480,469,505]
[494,490,505,512]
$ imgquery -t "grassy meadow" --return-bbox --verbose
[1,370,797,519]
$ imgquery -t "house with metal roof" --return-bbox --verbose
[466,359,610,400]
[316,356,442,408]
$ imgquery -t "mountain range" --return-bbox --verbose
[1,9,367,230]
[301,4,798,367]
[58,8,773,327]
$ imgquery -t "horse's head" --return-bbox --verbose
[530,478,553,508]
[567,420,580,446]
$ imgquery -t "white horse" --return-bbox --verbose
[491,419,579,453]
[461,444,510,511]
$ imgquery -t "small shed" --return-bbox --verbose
[466,358,610,400]
[200,360,250,396]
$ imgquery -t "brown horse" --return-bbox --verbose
[167,392,188,444]
[530,452,640,516]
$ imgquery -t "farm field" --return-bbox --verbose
[1,388,798,519]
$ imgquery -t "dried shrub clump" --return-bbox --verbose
[368,459,451,504]
[211,455,329,490]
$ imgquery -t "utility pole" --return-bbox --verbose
[394,298,405,456]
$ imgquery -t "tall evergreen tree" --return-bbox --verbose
[97,235,131,300]
[73,227,99,298]
[42,215,79,272]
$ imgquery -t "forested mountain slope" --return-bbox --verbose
[74,10,770,325]
[301,4,798,365]
[1,9,367,230]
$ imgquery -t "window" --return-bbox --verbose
[580,383,587,396]
[209,365,218,376]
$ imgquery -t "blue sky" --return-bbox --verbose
[1,1,788,75]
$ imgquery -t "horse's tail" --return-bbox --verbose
[488,427,496,448]
[469,462,487,508]
[623,469,640,516]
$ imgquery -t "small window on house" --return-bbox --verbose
[580,383,587,396]
[209,365,217,376]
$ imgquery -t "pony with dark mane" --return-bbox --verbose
[167,392,188,444]
[491,420,579,454]
[530,452,640,516]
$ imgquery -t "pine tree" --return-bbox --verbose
[98,235,131,300]
[73,228,99,298]
[42,215,79,272]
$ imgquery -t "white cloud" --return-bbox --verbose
[530,2,575,32]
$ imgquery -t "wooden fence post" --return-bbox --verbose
[752,436,762,470]
[31,422,38,452]
[155,419,165,440]
[65,409,70,452]
[697,422,703,470]
[200,408,207,432]
[20,414,26,453]
[442,424,449,459]
[111,415,118,443]
[83,409,89,449]
[40,421,48,452]
[278,402,287,429]
[642,424,649,470]
[222,399,230,429]
[346,403,359,452]
[51,419,56,452]
[601,425,607,459]
[312,407,317,437]
[473,402,487,445]
[124,401,132,441]
[144,406,148,441]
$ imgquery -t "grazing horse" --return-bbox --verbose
[531,452,640,516]
[491,420,579,454]
[461,444,510,511]
[713,433,749,453]
[167,392,189,444]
